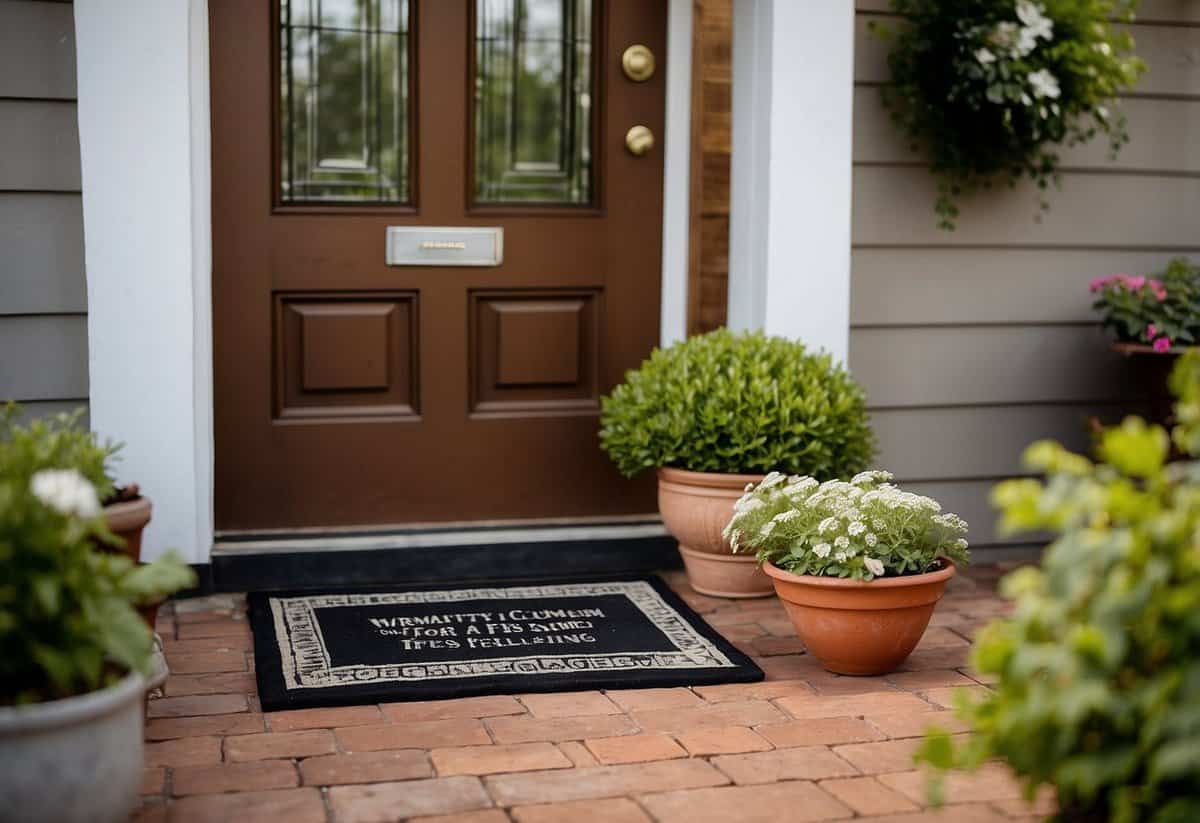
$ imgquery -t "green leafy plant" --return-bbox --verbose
[1091,258,1200,351]
[599,329,874,477]
[916,352,1200,821]
[873,0,1145,229]
[0,406,196,705]
[725,470,969,580]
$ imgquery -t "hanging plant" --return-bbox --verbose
[872,0,1146,229]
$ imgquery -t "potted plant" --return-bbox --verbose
[0,409,195,823]
[725,471,969,673]
[916,353,1200,821]
[1092,257,1200,424]
[599,329,875,598]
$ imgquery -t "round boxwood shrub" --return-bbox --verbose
[599,329,875,477]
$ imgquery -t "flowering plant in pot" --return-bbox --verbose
[1092,258,1200,424]
[916,352,1200,822]
[1,409,195,822]
[599,329,874,598]
[725,471,969,673]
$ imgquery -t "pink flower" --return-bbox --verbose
[1149,279,1168,301]
[1127,275,1147,290]
[1090,274,1121,293]
[1146,324,1158,340]
[1153,336,1172,354]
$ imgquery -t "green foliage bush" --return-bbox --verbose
[874,0,1145,229]
[916,353,1200,822]
[598,329,874,477]
[0,407,196,704]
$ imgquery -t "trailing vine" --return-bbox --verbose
[872,1,1145,229]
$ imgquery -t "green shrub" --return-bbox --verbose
[916,353,1200,822]
[725,471,969,580]
[0,406,196,704]
[598,329,875,477]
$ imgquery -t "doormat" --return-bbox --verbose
[248,577,763,711]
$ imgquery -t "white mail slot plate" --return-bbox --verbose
[386,226,503,267]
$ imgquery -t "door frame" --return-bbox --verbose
[76,0,696,564]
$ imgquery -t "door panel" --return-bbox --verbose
[211,0,666,530]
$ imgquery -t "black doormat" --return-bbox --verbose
[248,577,763,711]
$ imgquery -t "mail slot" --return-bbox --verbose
[386,226,503,267]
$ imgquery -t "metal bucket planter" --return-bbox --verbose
[0,671,145,823]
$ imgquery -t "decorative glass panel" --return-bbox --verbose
[474,0,594,205]
[279,0,410,204]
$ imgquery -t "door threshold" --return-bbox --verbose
[213,515,667,556]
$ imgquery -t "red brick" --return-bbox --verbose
[411,812,511,823]
[167,787,325,823]
[584,734,687,765]
[328,776,492,822]
[717,623,768,642]
[485,760,728,806]
[887,670,978,691]
[899,645,971,671]
[604,687,701,712]
[776,690,929,720]
[757,717,883,747]
[878,764,1025,805]
[557,741,600,767]
[676,726,772,756]
[267,704,383,731]
[486,713,637,744]
[224,729,336,761]
[144,712,265,741]
[640,780,853,823]
[692,679,813,703]
[432,742,571,776]
[380,695,525,722]
[631,700,784,734]
[711,746,858,785]
[867,710,970,739]
[172,760,299,796]
[176,620,251,640]
[834,738,930,774]
[164,671,256,697]
[804,669,896,696]
[917,627,971,648]
[753,654,827,681]
[849,803,1013,822]
[160,635,253,653]
[337,719,490,752]
[922,685,991,710]
[141,767,165,795]
[820,776,920,816]
[751,635,807,656]
[300,750,432,786]
[512,797,651,823]
[164,649,247,674]
[143,736,222,768]
[146,693,248,718]
[519,691,620,719]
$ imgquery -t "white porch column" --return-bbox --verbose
[74,1,213,563]
[727,0,855,364]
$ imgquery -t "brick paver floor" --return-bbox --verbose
[134,564,1052,822]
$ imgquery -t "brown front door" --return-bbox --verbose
[210,1,666,530]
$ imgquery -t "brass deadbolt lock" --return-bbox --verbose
[625,125,655,157]
[621,44,655,82]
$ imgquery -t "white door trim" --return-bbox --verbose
[75,0,693,564]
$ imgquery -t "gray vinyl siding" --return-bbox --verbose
[850,3,1200,550]
[0,1,88,425]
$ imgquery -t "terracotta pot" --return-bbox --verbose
[100,497,162,630]
[764,560,956,675]
[657,467,773,598]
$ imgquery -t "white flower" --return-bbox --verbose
[1096,105,1110,121]
[735,497,765,514]
[991,21,1020,51]
[813,542,832,558]
[744,482,755,492]
[773,510,801,524]
[1028,68,1061,99]
[955,538,969,550]
[1016,1,1054,42]
[1021,92,1033,107]
[872,518,887,531]
[818,516,839,534]
[847,521,866,536]
[1094,41,1112,57]
[865,533,879,547]
[975,47,997,65]
[834,552,848,562]
[834,535,850,549]
[30,468,101,518]
[760,520,777,537]
[759,471,786,490]
[864,557,886,577]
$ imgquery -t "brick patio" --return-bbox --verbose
[134,565,1052,822]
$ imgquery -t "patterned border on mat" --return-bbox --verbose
[270,580,737,691]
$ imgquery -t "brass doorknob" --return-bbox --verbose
[621,44,655,82]
[625,125,655,157]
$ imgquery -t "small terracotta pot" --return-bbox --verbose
[657,467,773,598]
[764,560,956,675]
[100,497,162,630]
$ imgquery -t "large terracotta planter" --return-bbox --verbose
[764,560,955,675]
[657,467,773,598]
